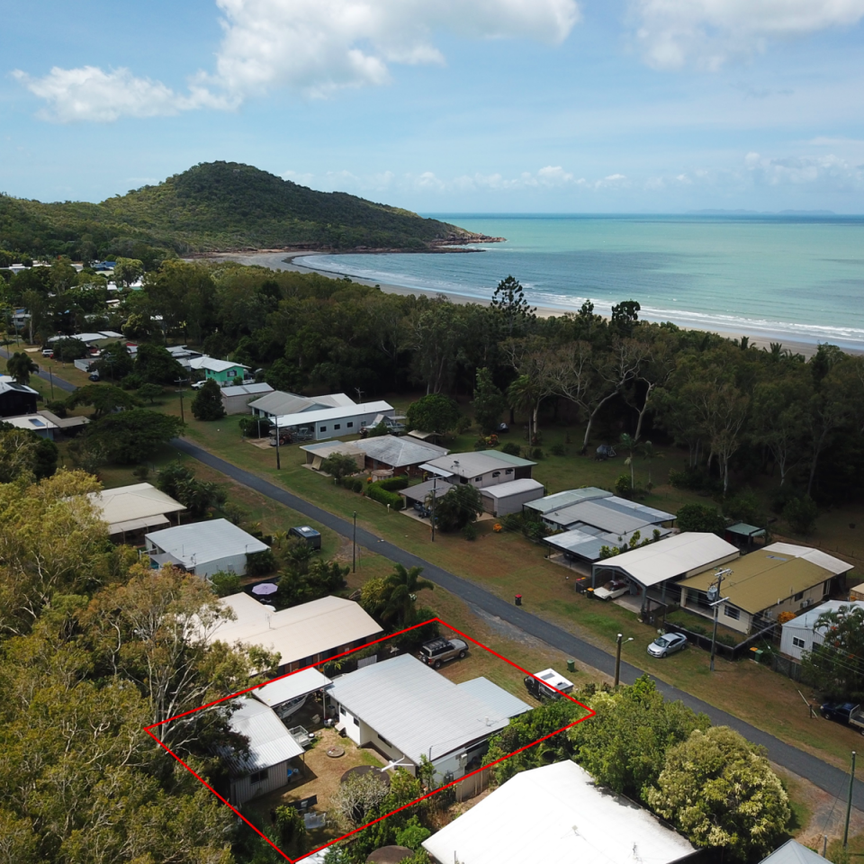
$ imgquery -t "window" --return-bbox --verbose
[347,422,354,428]
[492,471,500,477]
[250,768,269,784]
[227,369,236,377]
[334,424,341,430]
[724,606,740,620]
[320,426,327,432]
[793,591,804,601]
[793,637,806,649]
[505,468,513,475]
[352,715,359,726]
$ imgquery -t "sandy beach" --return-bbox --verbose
[200,250,841,359]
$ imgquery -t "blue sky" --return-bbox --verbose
[3,0,864,213]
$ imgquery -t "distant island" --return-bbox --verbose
[0,161,500,266]
[687,208,837,216]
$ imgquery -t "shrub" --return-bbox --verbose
[455,415,472,434]
[45,399,67,418]
[532,447,543,459]
[351,477,365,493]
[210,571,242,597]
[783,495,819,534]
[246,549,276,577]
[676,503,726,534]
[550,443,566,457]
[367,484,404,511]
[375,476,409,492]
[462,523,478,541]
[615,474,633,499]
[501,442,521,456]
[120,373,144,390]
[238,415,272,438]
[501,513,522,532]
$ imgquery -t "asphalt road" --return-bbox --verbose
[0,346,76,394]
[173,437,864,808]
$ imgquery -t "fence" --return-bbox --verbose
[771,653,804,682]
[453,765,492,802]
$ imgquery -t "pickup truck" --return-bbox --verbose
[821,702,864,732]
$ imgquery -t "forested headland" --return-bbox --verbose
[0,161,491,265]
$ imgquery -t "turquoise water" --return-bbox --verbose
[296,214,864,349]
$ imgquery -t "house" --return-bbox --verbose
[223,697,305,805]
[0,380,38,418]
[759,840,828,864]
[249,390,357,422]
[678,543,852,635]
[421,760,698,864]
[780,600,864,661]
[220,382,274,415]
[420,451,536,488]
[209,593,383,675]
[273,400,396,442]
[300,440,366,470]
[1,412,59,439]
[524,486,613,516]
[145,519,269,579]
[305,435,449,477]
[327,654,530,783]
[88,482,186,541]
[479,478,545,516]
[189,356,249,386]
[253,667,332,720]
[591,532,740,602]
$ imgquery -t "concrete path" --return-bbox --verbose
[173,437,864,808]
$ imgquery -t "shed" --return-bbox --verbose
[89,482,186,539]
[398,478,451,508]
[145,518,269,579]
[479,478,545,516]
[422,760,697,864]
[780,600,864,660]
[221,382,274,415]
[223,697,305,805]
[289,525,322,550]
[725,521,767,550]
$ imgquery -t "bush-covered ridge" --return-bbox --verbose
[0,160,488,261]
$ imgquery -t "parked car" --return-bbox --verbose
[593,579,629,601]
[523,668,574,701]
[821,702,864,732]
[190,380,207,390]
[41,348,54,358]
[88,371,100,382]
[595,444,617,460]
[418,637,468,669]
[647,632,688,658]
[497,422,509,433]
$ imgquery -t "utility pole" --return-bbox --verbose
[352,511,357,573]
[174,378,187,424]
[274,417,281,470]
[48,367,54,400]
[844,750,857,849]
[614,633,633,687]
[431,476,437,542]
[708,568,732,673]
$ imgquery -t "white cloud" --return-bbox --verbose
[14,0,580,121]
[744,151,864,189]
[629,0,864,69]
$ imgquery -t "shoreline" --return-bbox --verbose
[201,250,860,359]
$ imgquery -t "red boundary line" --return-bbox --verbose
[145,616,595,862]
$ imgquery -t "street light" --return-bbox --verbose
[614,633,633,687]
[708,568,733,673]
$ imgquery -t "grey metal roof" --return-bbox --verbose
[479,479,544,499]
[422,451,535,479]
[221,382,273,398]
[224,697,304,774]
[456,678,532,720]
[248,390,319,415]
[146,519,269,567]
[356,435,448,468]
[253,667,332,708]
[595,496,676,523]
[546,525,672,563]
[479,449,537,468]
[328,655,529,764]
[524,488,612,514]
[545,499,666,534]
[399,478,451,502]
[760,840,828,864]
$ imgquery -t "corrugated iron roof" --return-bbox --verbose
[145,519,268,567]
[224,698,304,774]
[524,488,612,514]
[253,667,332,708]
[356,435,448,467]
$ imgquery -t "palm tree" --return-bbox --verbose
[6,351,38,386]
[381,563,435,627]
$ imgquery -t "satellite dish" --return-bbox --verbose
[707,585,719,603]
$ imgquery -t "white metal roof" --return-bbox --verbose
[249,390,323,416]
[524,487,612,514]
[210,594,382,669]
[761,840,832,864]
[421,451,535,478]
[192,357,249,373]
[594,532,739,588]
[356,435,449,468]
[89,483,185,533]
[545,498,672,534]
[781,600,864,633]
[547,526,672,563]
[763,542,851,576]
[221,382,273,397]
[1,414,59,432]
[274,400,394,428]
[253,667,332,708]
[422,760,696,864]
[145,519,268,567]
[328,654,530,764]
[224,697,304,775]
[479,478,544,499]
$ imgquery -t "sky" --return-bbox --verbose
[2,0,864,213]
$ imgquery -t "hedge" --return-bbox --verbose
[374,476,409,492]
[367,484,404,510]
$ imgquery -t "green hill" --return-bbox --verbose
[0,161,486,264]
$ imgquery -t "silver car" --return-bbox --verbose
[647,632,688,658]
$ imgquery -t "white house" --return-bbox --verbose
[249,390,357,422]
[327,654,530,784]
[223,697,305,805]
[422,760,697,864]
[273,400,396,442]
[420,451,536,488]
[780,600,864,661]
[89,482,186,539]
[145,519,269,579]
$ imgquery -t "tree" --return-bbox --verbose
[378,563,435,628]
[0,426,57,483]
[610,299,641,337]
[432,484,484,533]
[405,393,461,434]
[647,726,791,861]
[135,343,185,385]
[137,382,164,404]
[191,379,225,421]
[675,504,726,534]
[155,461,227,518]
[66,383,142,418]
[6,351,38,385]
[802,605,864,700]
[51,337,88,362]
[93,340,134,380]
[490,275,535,337]
[81,408,183,464]
[472,366,507,433]
[569,676,709,803]
[113,257,145,288]
[783,494,819,534]
[405,297,467,394]
[320,452,360,482]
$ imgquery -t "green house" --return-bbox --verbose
[194,358,249,386]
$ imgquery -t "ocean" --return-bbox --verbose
[293,214,864,351]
